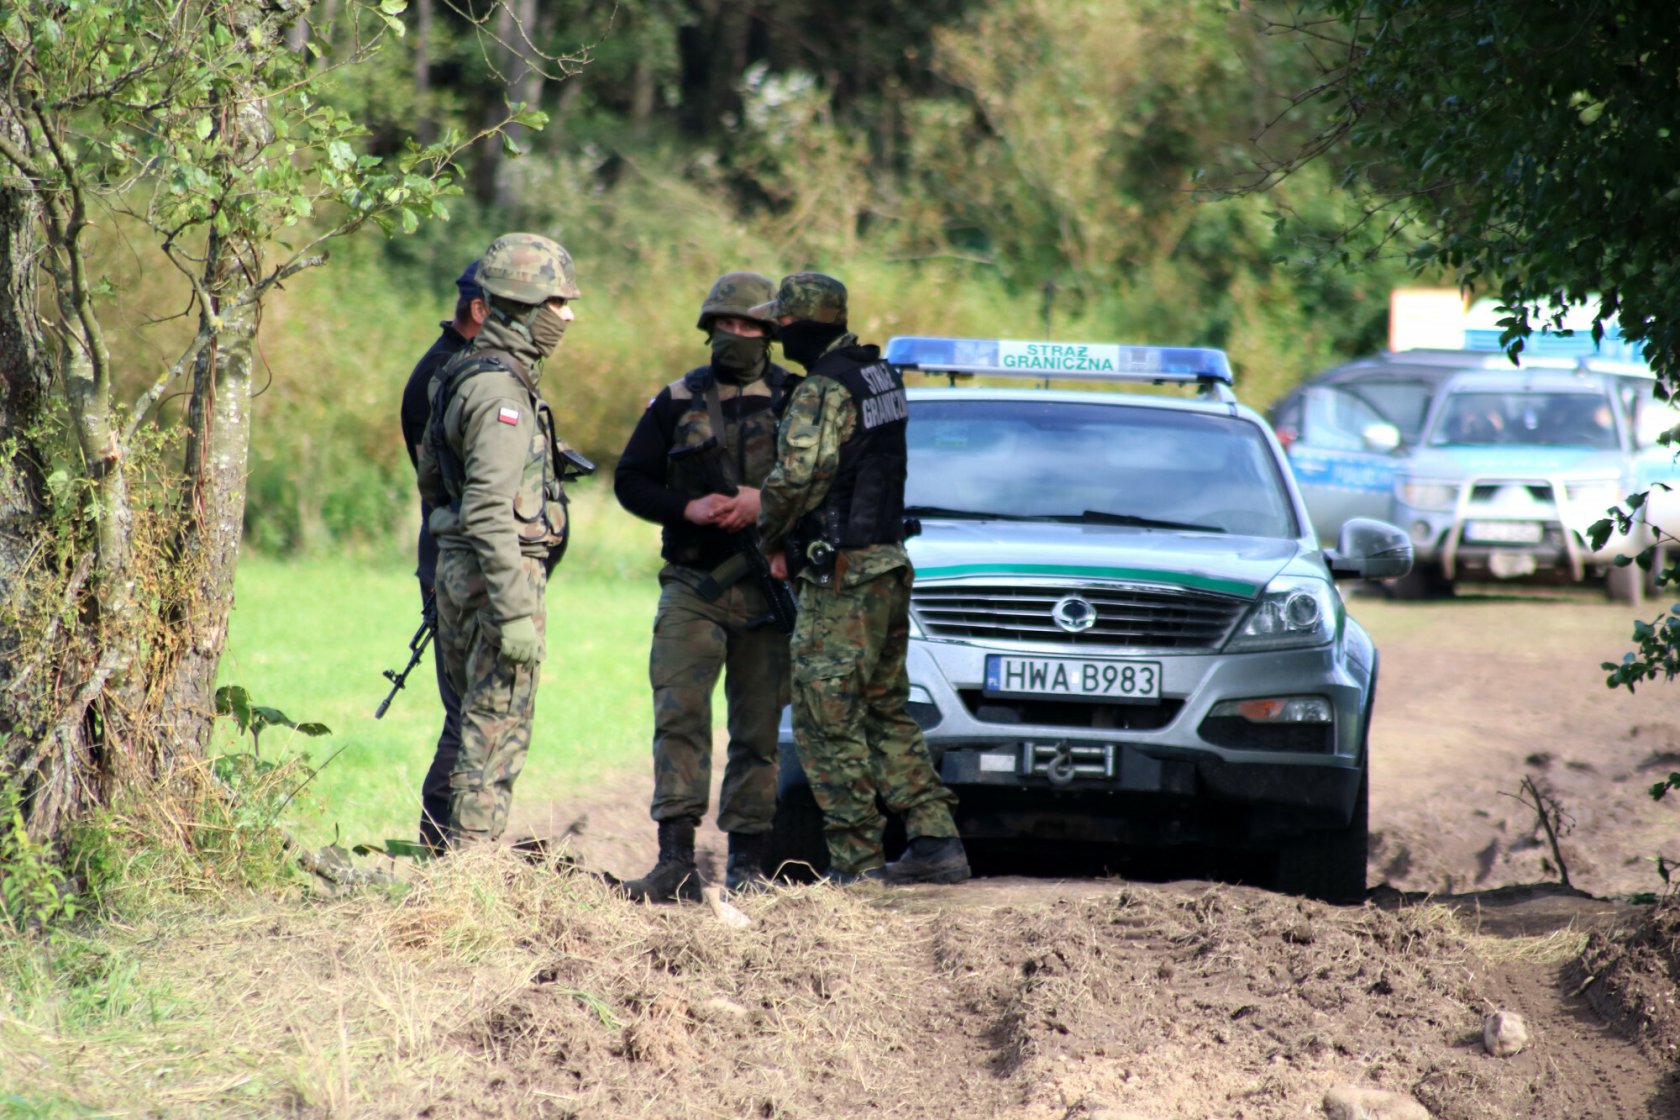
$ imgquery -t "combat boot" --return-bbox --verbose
[724,832,770,893]
[622,818,705,903]
[881,836,971,885]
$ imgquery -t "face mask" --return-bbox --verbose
[710,329,769,381]
[528,303,569,358]
[776,319,846,369]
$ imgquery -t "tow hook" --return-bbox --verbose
[1046,745,1078,787]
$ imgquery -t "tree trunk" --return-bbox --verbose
[155,297,255,758]
[415,0,435,144]
[0,164,51,753]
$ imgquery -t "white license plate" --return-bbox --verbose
[984,655,1161,701]
[1465,519,1544,544]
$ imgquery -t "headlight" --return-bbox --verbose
[1396,477,1459,511]
[1226,576,1337,652]
[1564,479,1623,512]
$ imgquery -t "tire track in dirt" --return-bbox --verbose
[1469,960,1671,1119]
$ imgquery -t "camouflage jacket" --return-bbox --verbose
[417,326,568,623]
[757,332,910,587]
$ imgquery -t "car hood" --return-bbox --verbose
[907,519,1305,599]
[1405,446,1626,481]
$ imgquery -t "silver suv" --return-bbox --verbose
[1387,366,1657,601]
[767,337,1412,903]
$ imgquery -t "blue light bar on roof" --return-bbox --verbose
[884,336,1233,384]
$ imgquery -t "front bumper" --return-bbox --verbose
[1396,473,1642,579]
[903,635,1369,838]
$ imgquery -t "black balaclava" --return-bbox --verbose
[776,319,847,370]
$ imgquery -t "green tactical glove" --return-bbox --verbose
[499,616,543,666]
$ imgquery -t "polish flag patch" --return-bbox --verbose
[497,406,521,425]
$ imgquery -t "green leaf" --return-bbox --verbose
[215,685,253,733]
[195,116,214,141]
[512,108,550,130]
[249,705,293,731]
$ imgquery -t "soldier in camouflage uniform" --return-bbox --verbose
[614,272,801,900]
[416,233,581,846]
[754,273,971,885]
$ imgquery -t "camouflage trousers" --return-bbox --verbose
[648,564,789,833]
[433,549,547,846]
[790,565,958,875]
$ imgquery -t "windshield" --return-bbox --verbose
[1344,379,1439,443]
[1425,391,1619,449]
[905,399,1299,539]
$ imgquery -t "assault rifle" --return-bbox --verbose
[670,438,799,635]
[375,592,435,719]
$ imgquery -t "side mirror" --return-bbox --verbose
[1325,517,1413,581]
[1360,421,1402,454]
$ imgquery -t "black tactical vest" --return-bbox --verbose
[811,346,909,548]
[663,363,798,567]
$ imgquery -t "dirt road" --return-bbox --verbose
[495,588,1680,1120]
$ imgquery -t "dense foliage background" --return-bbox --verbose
[135,0,1424,554]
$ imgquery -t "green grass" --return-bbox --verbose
[219,487,667,848]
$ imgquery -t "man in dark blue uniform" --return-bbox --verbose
[399,261,487,852]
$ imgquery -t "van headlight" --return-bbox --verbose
[1226,576,1337,652]
[1396,477,1459,511]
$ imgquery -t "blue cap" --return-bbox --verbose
[454,260,482,302]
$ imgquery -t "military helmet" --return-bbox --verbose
[749,272,847,325]
[475,232,581,305]
[696,271,777,332]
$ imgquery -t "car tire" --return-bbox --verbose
[1271,765,1369,905]
[765,780,829,882]
[1606,561,1645,605]
[1384,564,1452,601]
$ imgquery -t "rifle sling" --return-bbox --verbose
[694,551,753,602]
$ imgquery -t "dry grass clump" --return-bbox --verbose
[2,844,977,1118]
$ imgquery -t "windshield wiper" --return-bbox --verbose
[903,505,1226,533]
[902,504,1040,521]
[1022,509,1227,533]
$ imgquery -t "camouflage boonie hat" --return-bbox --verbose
[697,271,777,332]
[749,272,847,325]
[476,233,581,304]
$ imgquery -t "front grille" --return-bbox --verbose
[960,690,1182,731]
[1470,482,1553,502]
[912,582,1247,650]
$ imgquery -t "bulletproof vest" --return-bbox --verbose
[811,347,908,548]
[662,363,797,567]
[426,348,570,553]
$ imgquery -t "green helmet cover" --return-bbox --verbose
[476,232,581,305]
[696,271,777,332]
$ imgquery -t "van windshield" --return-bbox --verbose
[1425,391,1619,449]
